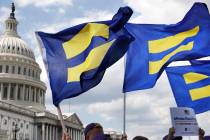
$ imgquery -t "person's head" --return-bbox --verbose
[173,136,182,140]
[133,136,149,140]
[162,135,182,140]
[84,123,105,140]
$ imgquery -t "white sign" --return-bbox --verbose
[170,107,199,136]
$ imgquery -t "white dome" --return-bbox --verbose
[0,36,35,59]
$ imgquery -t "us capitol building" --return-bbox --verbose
[0,3,83,140]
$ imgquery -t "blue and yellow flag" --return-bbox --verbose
[166,61,210,114]
[123,3,210,92]
[36,7,133,106]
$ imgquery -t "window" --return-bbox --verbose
[36,71,38,79]
[6,65,9,73]
[24,68,26,75]
[0,65,2,73]
[4,120,7,125]
[3,84,8,99]
[12,66,15,74]
[10,84,15,100]
[28,69,31,76]
[18,66,21,74]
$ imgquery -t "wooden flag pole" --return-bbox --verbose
[57,105,67,134]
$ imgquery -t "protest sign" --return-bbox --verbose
[170,107,199,136]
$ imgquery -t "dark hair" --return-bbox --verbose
[133,136,149,140]
[173,136,182,140]
[163,135,182,140]
[84,123,103,136]
[204,136,210,140]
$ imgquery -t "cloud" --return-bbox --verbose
[39,9,113,33]
[5,1,210,139]
[37,2,210,139]
[124,0,210,24]
[15,0,73,8]
[86,73,175,139]
[0,7,10,33]
[0,6,23,36]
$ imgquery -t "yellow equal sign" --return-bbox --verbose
[183,72,210,101]
[148,26,200,75]
[62,23,114,83]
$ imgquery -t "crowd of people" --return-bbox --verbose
[62,123,209,140]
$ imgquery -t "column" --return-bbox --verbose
[71,129,73,140]
[80,131,82,140]
[53,126,55,140]
[15,84,18,100]
[35,88,37,103]
[49,125,52,140]
[0,83,3,100]
[38,89,41,104]
[75,130,77,140]
[77,130,79,140]
[73,129,76,140]
[29,86,32,101]
[55,126,58,140]
[42,124,45,140]
[34,124,38,140]
[8,83,11,99]
[43,90,45,105]
[71,129,74,139]
[22,84,25,101]
[76,129,78,140]
[46,124,48,140]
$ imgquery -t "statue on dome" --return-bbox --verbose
[10,2,15,19]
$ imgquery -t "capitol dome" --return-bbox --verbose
[0,37,35,59]
[0,3,46,111]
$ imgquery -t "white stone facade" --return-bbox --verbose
[0,3,84,140]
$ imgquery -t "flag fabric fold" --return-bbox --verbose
[123,2,210,92]
[36,6,133,106]
[166,60,210,114]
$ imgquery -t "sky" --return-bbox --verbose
[0,0,210,140]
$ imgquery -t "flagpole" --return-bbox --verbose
[123,92,126,135]
[57,105,67,134]
[123,55,127,136]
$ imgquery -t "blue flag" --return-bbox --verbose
[166,62,210,114]
[36,7,133,106]
[123,3,210,92]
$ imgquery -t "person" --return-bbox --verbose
[164,127,205,140]
[84,123,106,140]
[204,136,210,140]
[133,136,149,140]
[199,128,205,140]
[62,133,71,140]
[164,127,182,140]
[121,134,127,140]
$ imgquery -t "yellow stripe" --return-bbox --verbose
[149,41,194,74]
[148,26,199,54]
[67,40,115,82]
[63,23,109,59]
[189,85,210,101]
[183,72,209,84]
